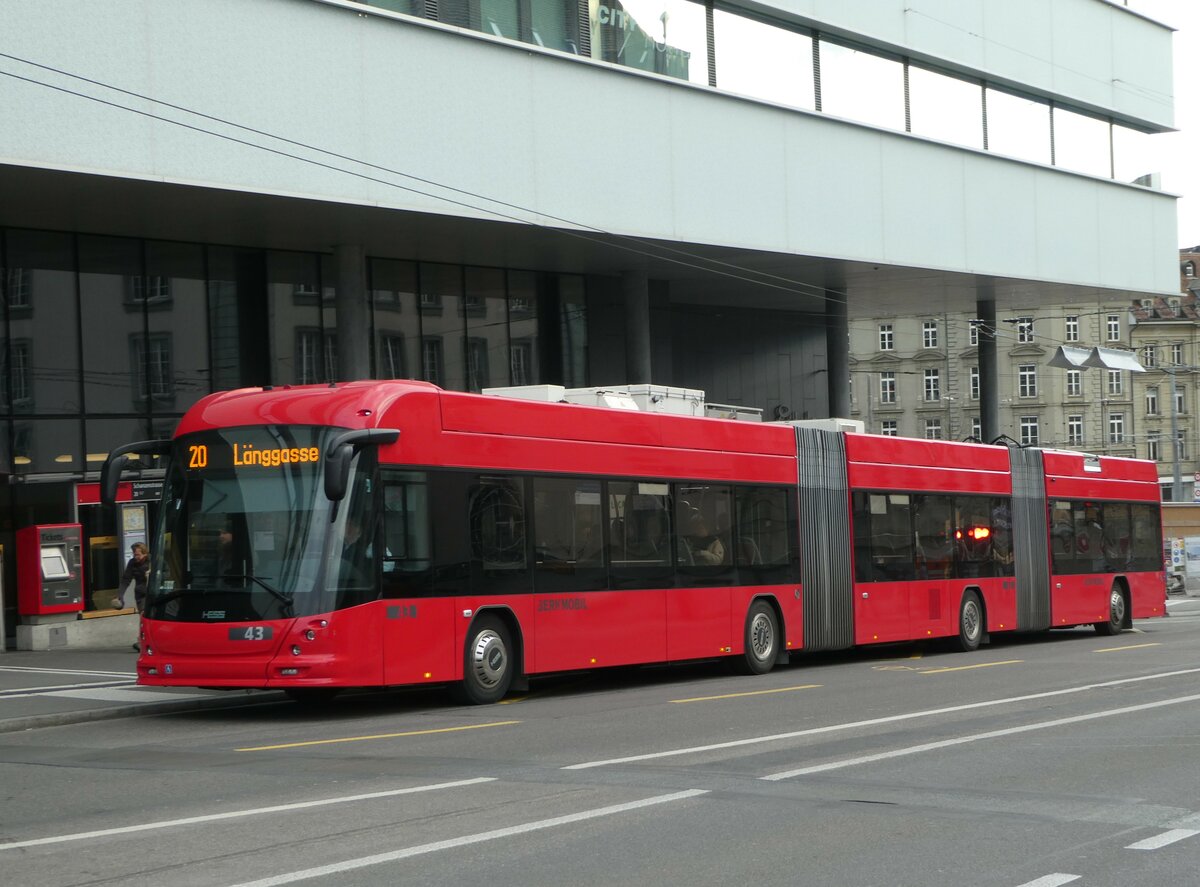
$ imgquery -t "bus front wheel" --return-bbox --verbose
[1094,585,1126,636]
[736,600,779,675]
[458,614,514,704]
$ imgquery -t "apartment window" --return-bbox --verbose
[1108,412,1125,444]
[880,420,898,436]
[924,418,942,440]
[969,367,980,400]
[379,335,405,379]
[969,322,979,347]
[3,339,32,407]
[1019,416,1039,446]
[969,417,981,440]
[1107,370,1123,396]
[133,334,174,402]
[1147,432,1160,462]
[1015,316,1034,343]
[130,275,172,305]
[1172,343,1184,365]
[880,372,897,404]
[510,341,533,386]
[878,324,894,351]
[1065,315,1079,343]
[1146,386,1159,416]
[466,337,490,392]
[422,338,444,385]
[1018,365,1037,398]
[294,329,335,385]
[1178,430,1188,460]
[1067,415,1083,446]
[1143,345,1158,368]
[923,368,940,402]
[7,269,30,308]
[923,321,938,349]
[1177,388,1186,415]
[1106,314,1121,342]
[1169,298,1181,314]
[1067,370,1082,397]
[1186,261,1197,278]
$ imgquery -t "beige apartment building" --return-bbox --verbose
[850,250,1200,501]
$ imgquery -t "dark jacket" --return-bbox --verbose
[121,555,149,598]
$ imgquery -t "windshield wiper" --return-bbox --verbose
[149,587,206,606]
[219,574,294,609]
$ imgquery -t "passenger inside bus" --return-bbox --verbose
[684,512,727,566]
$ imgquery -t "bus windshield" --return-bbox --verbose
[146,425,372,622]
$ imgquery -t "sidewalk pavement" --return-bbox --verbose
[0,648,285,734]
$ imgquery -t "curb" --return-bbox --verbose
[0,691,290,734]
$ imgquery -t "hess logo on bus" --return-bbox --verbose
[187,443,321,469]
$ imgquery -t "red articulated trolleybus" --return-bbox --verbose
[101,381,1166,704]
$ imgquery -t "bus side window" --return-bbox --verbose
[379,470,433,598]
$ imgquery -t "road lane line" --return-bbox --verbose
[919,659,1022,674]
[0,666,134,678]
[761,692,1200,780]
[0,680,137,698]
[1093,642,1161,653]
[0,777,497,851]
[236,720,520,751]
[1126,828,1200,850]
[563,666,1200,770]
[672,684,821,703]
[1015,875,1079,887]
[224,789,710,887]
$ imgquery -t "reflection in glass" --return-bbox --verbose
[713,11,814,110]
[985,87,1051,164]
[1054,106,1111,178]
[1113,124,1163,186]
[371,258,419,380]
[589,0,708,84]
[436,0,579,54]
[13,418,82,475]
[267,251,328,385]
[908,65,983,149]
[4,230,79,415]
[559,274,588,387]
[419,263,465,390]
[818,39,905,131]
[79,236,142,413]
[208,247,268,390]
[146,241,208,414]
[465,267,508,391]
[507,270,540,386]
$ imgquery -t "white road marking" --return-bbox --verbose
[224,789,710,887]
[563,667,1200,770]
[1126,828,1200,850]
[1015,875,1079,887]
[0,666,134,678]
[0,777,497,851]
[0,681,137,698]
[43,687,183,702]
[761,692,1200,780]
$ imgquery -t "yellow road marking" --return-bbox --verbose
[1094,642,1162,654]
[909,651,924,660]
[919,659,1023,675]
[672,684,821,703]
[236,720,520,752]
[497,695,528,705]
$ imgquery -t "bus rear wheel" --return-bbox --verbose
[1094,585,1126,636]
[737,600,779,675]
[458,614,514,705]
[954,591,983,652]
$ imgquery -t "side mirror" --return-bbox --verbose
[323,428,400,502]
[101,440,172,506]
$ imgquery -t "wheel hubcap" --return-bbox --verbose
[750,612,774,660]
[962,601,980,641]
[1110,590,1126,626]
[470,630,507,689]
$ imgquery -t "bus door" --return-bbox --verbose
[851,492,911,644]
[377,471,456,686]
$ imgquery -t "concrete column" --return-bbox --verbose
[623,270,652,383]
[977,296,1000,443]
[825,291,851,418]
[335,243,370,382]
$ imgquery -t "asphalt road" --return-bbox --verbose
[3,601,1200,887]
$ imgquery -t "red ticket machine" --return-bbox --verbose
[17,524,84,616]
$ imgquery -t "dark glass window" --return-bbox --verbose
[370,258,419,380]
[464,267,508,391]
[468,475,530,594]
[1129,503,1163,572]
[734,486,798,585]
[853,491,915,582]
[674,483,734,586]
[380,470,434,597]
[420,264,464,390]
[533,476,606,592]
[609,480,672,588]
